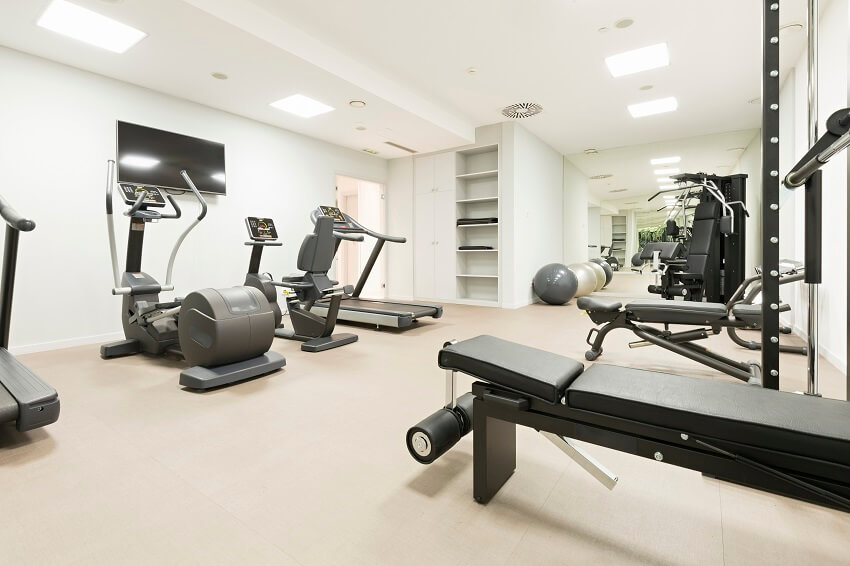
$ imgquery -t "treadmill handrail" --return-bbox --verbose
[0,196,34,232]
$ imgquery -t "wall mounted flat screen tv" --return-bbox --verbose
[116,121,227,195]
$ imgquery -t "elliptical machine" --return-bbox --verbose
[101,161,285,389]
[243,216,358,352]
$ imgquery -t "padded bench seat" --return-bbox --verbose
[626,299,727,325]
[731,302,790,325]
[439,335,584,403]
[568,364,850,466]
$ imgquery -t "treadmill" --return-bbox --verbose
[0,196,60,433]
[309,206,443,328]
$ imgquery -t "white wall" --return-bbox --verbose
[385,157,414,299]
[563,157,589,265]
[508,123,564,307]
[0,47,386,353]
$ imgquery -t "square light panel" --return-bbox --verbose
[653,168,680,175]
[650,156,680,165]
[37,0,147,54]
[270,94,334,118]
[605,43,670,78]
[628,97,678,118]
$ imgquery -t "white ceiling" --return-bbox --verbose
[0,0,814,169]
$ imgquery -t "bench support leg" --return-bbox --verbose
[540,432,618,490]
[473,404,516,504]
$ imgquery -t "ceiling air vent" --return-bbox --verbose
[385,141,417,154]
[609,188,627,193]
[501,102,543,119]
[590,174,613,180]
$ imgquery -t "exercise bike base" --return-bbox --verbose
[275,328,358,352]
[179,352,286,390]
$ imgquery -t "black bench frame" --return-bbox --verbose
[469,380,850,510]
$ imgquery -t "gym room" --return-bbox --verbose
[0,1,848,564]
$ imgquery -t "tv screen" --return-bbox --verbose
[116,121,226,195]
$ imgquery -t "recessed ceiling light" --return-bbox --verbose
[605,43,669,77]
[726,147,746,151]
[650,156,680,165]
[584,148,599,155]
[639,84,653,91]
[659,184,678,190]
[349,100,367,108]
[657,177,674,183]
[590,174,613,180]
[466,67,478,75]
[780,22,804,32]
[614,18,635,29]
[211,72,228,80]
[653,167,680,175]
[271,94,334,118]
[609,188,627,193]
[624,201,638,205]
[119,154,159,169]
[37,0,147,53]
[628,96,678,118]
[362,148,379,155]
[354,124,367,131]
[748,97,761,104]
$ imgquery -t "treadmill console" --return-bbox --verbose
[319,205,358,231]
[118,183,166,207]
[245,217,278,241]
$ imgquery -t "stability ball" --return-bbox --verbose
[631,253,643,268]
[532,263,578,305]
[586,261,606,291]
[568,263,597,298]
[591,258,614,287]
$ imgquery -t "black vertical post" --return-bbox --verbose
[804,171,823,283]
[125,218,145,273]
[761,0,781,389]
[0,225,20,350]
[248,245,264,275]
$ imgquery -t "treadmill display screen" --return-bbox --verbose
[320,206,345,222]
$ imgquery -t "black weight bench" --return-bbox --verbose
[407,335,850,511]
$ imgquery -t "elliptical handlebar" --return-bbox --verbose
[178,170,208,221]
[0,195,35,232]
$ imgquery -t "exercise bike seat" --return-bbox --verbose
[439,335,584,404]
[576,297,622,313]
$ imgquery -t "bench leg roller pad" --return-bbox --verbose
[407,392,474,464]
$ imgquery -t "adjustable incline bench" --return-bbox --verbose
[406,336,850,511]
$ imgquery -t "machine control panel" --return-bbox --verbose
[319,205,357,231]
[118,183,166,207]
[245,217,278,241]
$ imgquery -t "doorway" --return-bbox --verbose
[335,175,387,299]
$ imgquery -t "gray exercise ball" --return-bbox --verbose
[631,253,643,267]
[586,261,606,291]
[532,263,578,305]
[568,263,598,298]
[589,259,612,288]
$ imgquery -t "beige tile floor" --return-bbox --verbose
[1,272,848,565]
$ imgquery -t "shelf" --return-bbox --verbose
[457,249,498,252]
[457,223,498,228]
[457,274,499,278]
[456,169,498,180]
[456,197,498,204]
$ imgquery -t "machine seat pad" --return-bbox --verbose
[576,297,622,313]
[626,299,727,324]
[439,335,584,404]
[731,303,790,324]
[567,364,850,466]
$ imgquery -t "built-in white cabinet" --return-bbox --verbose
[413,153,456,300]
[413,145,500,305]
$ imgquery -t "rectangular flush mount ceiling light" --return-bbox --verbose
[653,168,680,175]
[270,94,334,118]
[605,43,669,77]
[628,97,678,118]
[650,156,680,165]
[37,0,147,54]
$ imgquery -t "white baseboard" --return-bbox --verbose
[10,331,124,356]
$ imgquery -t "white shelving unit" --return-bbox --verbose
[455,144,499,304]
[611,215,627,267]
